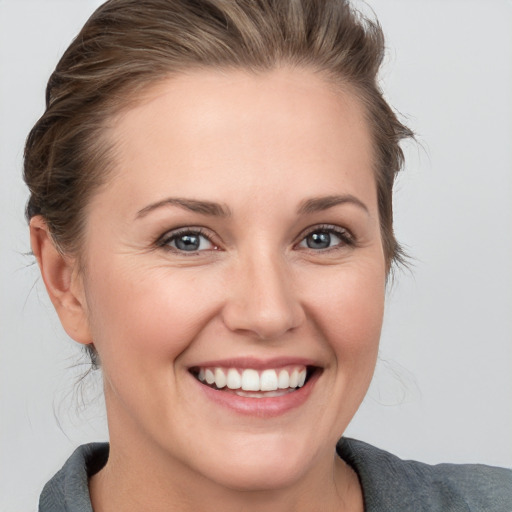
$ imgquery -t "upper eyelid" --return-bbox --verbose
[294,224,355,252]
[296,224,353,241]
[156,226,217,246]
[154,223,353,249]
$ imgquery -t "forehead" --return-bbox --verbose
[94,67,376,217]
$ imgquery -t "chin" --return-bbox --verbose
[205,458,308,492]
[183,432,321,492]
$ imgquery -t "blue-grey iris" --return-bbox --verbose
[306,232,331,249]
[175,234,201,251]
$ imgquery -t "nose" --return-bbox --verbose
[221,252,305,340]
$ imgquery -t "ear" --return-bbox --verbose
[30,216,92,345]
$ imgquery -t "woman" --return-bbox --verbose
[22,0,511,510]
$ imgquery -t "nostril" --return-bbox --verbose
[222,300,305,340]
[220,260,305,339]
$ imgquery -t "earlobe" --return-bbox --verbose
[29,216,92,345]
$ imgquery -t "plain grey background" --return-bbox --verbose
[1,0,511,509]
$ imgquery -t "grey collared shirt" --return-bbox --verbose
[39,438,512,511]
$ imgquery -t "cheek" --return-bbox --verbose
[83,262,221,375]
[305,260,385,366]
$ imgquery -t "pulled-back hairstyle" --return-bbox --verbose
[24,0,412,274]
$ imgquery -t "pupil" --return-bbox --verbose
[176,234,200,251]
[307,232,330,249]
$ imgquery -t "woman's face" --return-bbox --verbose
[77,68,386,490]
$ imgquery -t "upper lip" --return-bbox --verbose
[188,356,321,370]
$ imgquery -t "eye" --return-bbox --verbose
[158,228,217,253]
[297,226,353,251]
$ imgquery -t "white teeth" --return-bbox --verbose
[205,369,215,385]
[214,367,227,388]
[195,365,311,392]
[289,369,299,388]
[241,369,260,391]
[226,368,241,389]
[278,369,290,389]
[260,369,278,391]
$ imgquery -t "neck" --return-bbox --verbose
[89,437,363,512]
[90,390,364,512]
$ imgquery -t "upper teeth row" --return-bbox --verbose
[197,367,307,392]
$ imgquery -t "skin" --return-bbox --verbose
[31,67,387,511]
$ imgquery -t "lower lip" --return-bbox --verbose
[193,371,320,418]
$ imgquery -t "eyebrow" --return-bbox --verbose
[297,194,370,215]
[136,197,231,219]
[136,194,368,219]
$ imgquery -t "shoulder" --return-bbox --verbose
[337,438,512,512]
[38,442,109,512]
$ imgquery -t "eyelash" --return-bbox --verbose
[296,224,355,252]
[155,224,355,254]
[156,227,217,253]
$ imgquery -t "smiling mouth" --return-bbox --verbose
[189,365,319,398]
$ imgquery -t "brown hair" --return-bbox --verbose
[25,0,412,263]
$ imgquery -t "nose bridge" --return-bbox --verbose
[223,245,304,340]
